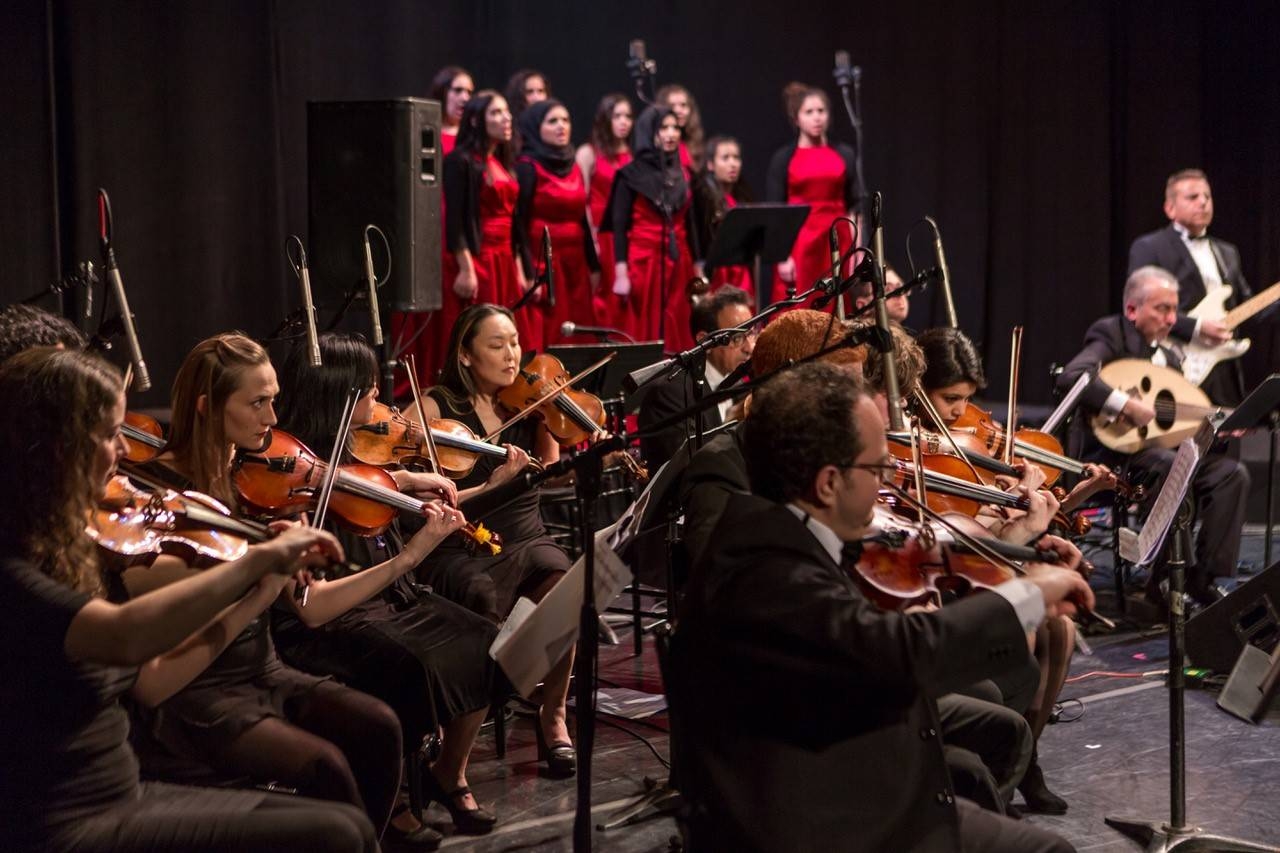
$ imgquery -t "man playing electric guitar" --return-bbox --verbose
[1128,168,1264,406]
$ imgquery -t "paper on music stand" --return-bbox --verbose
[1126,438,1200,567]
[1042,372,1090,435]
[490,519,633,696]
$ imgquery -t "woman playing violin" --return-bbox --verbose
[417,303,579,778]
[274,330,508,838]
[915,325,1093,815]
[0,347,376,853]
[125,333,463,847]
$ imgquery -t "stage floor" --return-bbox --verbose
[394,528,1280,852]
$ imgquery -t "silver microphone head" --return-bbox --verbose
[560,321,575,337]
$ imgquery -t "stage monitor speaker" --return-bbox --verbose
[307,98,442,313]
[1186,559,1280,673]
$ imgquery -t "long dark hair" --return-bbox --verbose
[429,64,470,102]
[696,135,752,222]
[276,331,379,454]
[434,303,517,411]
[455,89,513,169]
[917,327,987,392]
[0,348,123,593]
[590,92,631,154]
[504,68,550,117]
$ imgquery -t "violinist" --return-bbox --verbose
[0,347,376,853]
[637,285,755,472]
[916,326,1094,815]
[416,303,579,778]
[679,313,1035,815]
[1057,267,1250,608]
[672,362,1083,853]
[273,331,509,839]
[123,333,461,848]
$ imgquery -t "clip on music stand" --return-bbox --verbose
[703,204,809,310]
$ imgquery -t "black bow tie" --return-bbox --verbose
[1188,232,1210,241]
[841,541,865,566]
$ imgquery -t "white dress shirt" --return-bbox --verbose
[703,361,733,423]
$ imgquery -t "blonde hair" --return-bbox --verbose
[165,333,270,504]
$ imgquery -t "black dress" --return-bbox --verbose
[421,388,571,622]
[272,520,510,748]
[0,554,376,853]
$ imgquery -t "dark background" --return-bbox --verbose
[3,0,1278,406]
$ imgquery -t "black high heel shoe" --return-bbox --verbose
[535,717,577,778]
[1018,754,1068,815]
[422,770,497,834]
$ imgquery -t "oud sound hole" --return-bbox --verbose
[1141,376,1152,393]
[1155,389,1176,429]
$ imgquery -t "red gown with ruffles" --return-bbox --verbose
[522,159,596,346]
[773,145,848,307]
[589,146,631,330]
[472,157,537,351]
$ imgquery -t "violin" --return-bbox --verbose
[123,411,166,463]
[948,402,1083,489]
[233,429,501,555]
[90,474,270,567]
[497,353,607,447]
[349,401,510,477]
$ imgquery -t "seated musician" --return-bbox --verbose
[1057,266,1250,607]
[1127,169,1256,406]
[0,347,376,853]
[678,312,1037,816]
[637,285,755,472]
[671,361,1083,852]
[0,302,87,361]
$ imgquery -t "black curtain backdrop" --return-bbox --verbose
[3,0,1277,407]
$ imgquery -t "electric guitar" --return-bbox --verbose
[1181,280,1280,386]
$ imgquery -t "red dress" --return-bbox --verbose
[620,193,696,351]
[589,146,631,329]
[522,159,596,346]
[470,157,537,351]
[392,131,458,392]
[707,192,753,293]
[774,145,848,307]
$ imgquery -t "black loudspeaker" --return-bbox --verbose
[1186,560,1280,673]
[307,98,442,313]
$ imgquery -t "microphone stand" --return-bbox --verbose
[837,64,868,220]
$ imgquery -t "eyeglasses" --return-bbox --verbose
[725,325,762,347]
[847,456,898,484]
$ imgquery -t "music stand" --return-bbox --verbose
[1216,374,1280,567]
[703,204,809,310]
[547,342,666,414]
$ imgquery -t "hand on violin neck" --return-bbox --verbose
[1034,533,1083,573]
[405,503,470,562]
[486,443,531,486]
[391,469,458,506]
[993,486,1055,546]
[256,524,345,576]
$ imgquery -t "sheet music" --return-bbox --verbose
[1134,437,1201,567]
[490,519,633,696]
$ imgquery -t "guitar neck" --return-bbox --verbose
[1224,280,1280,330]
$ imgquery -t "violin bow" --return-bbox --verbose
[300,387,360,606]
[403,355,444,477]
[1004,326,1023,468]
[481,352,616,443]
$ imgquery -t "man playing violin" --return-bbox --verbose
[672,362,1084,852]
[1058,266,1250,607]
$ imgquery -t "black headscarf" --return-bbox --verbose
[517,98,576,177]
[616,105,687,214]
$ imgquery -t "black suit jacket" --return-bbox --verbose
[671,494,1030,853]
[637,371,724,472]
[1128,224,1249,402]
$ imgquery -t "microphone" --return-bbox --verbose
[290,236,322,368]
[924,216,959,329]
[868,192,903,430]
[561,321,633,342]
[541,226,555,308]
[833,50,860,90]
[829,222,844,318]
[97,190,150,392]
[627,39,657,82]
[362,225,384,347]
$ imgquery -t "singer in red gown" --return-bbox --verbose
[443,91,536,354]
[603,106,699,351]
[577,93,633,330]
[393,65,473,392]
[514,100,601,347]
[766,83,859,308]
[693,136,754,294]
